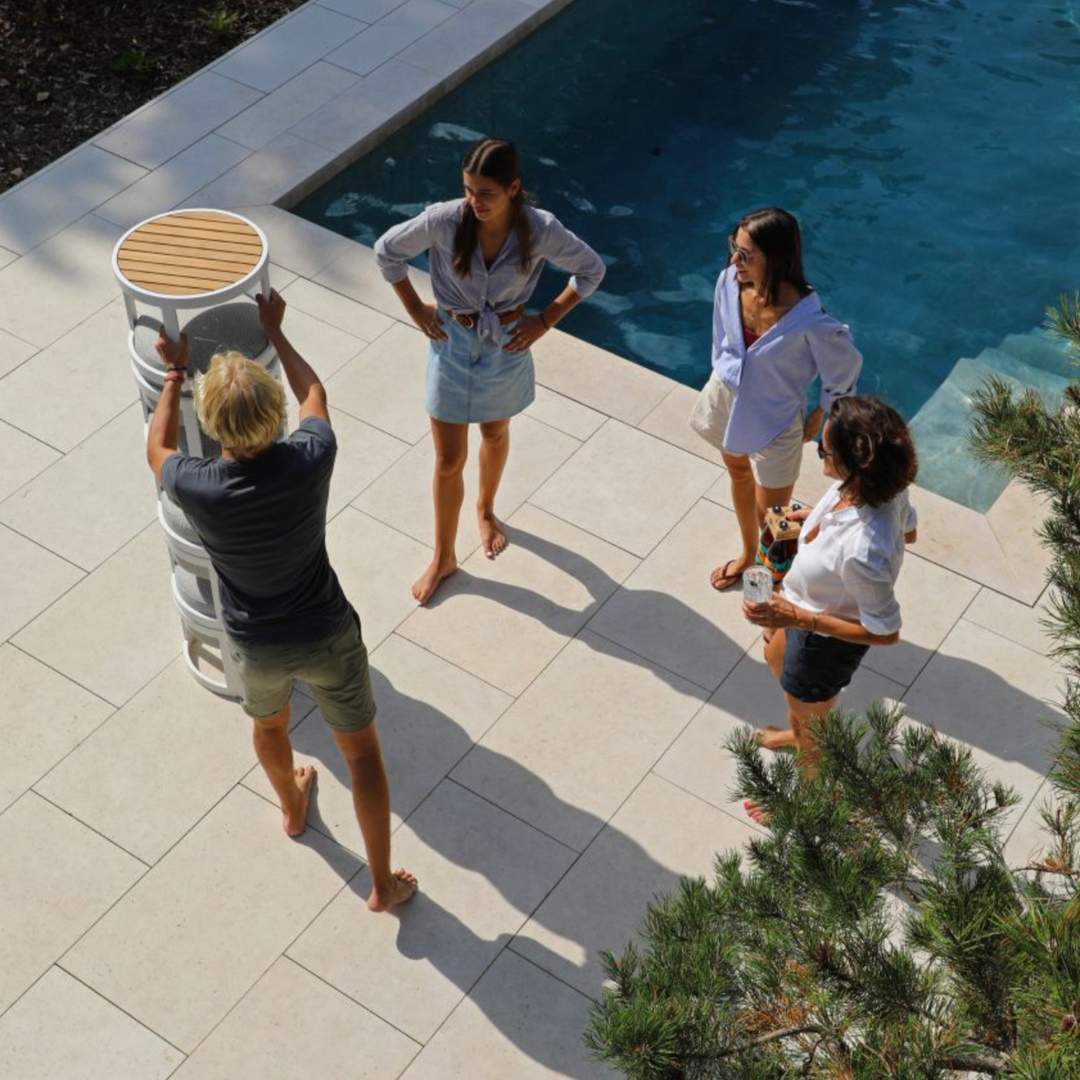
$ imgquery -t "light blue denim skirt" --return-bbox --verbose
[426,314,535,424]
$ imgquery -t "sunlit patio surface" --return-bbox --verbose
[0,2,1066,1076]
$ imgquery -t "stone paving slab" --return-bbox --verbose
[95,71,263,170]
[525,384,607,441]
[288,778,576,1042]
[172,957,419,1080]
[62,787,360,1053]
[0,792,145,1014]
[859,550,980,688]
[236,203,358,278]
[451,631,708,852]
[0,967,183,1080]
[531,418,720,558]
[356,414,580,560]
[325,506,434,648]
[0,404,156,571]
[94,134,252,229]
[0,419,59,503]
[326,320,432,440]
[281,275,396,343]
[0,144,145,255]
[0,328,36,380]
[0,214,121,349]
[903,618,1067,804]
[585,498,758,691]
[12,525,177,706]
[513,772,759,998]
[0,299,136,452]
[214,3,369,92]
[395,0,544,80]
[327,0,458,76]
[397,947,614,1080]
[219,63,362,151]
[400,502,639,695]
[0,523,83,644]
[0,644,113,814]
[187,131,339,209]
[35,658,315,864]
[286,59,443,157]
[965,585,1059,659]
[638,382,726,466]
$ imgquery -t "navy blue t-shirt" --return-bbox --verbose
[161,417,349,645]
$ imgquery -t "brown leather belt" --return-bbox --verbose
[443,305,524,330]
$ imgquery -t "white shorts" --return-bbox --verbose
[689,372,805,490]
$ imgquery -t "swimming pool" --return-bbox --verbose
[294,0,1079,510]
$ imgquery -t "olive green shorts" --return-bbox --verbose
[226,609,376,733]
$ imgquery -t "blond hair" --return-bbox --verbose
[194,351,285,457]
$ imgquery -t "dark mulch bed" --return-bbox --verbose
[0,1,306,195]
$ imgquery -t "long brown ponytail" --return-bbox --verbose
[453,137,533,278]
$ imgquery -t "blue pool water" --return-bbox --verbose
[295,0,1080,509]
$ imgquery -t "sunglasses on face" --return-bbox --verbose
[817,442,834,460]
[728,236,755,265]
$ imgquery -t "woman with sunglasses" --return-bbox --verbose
[375,137,605,604]
[741,396,918,820]
[690,207,863,591]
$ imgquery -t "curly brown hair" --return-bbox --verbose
[826,395,918,508]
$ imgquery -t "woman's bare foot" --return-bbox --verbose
[754,726,798,751]
[477,508,507,558]
[710,557,748,590]
[412,554,457,605]
[743,799,770,825]
[283,765,316,837]
[368,868,419,912]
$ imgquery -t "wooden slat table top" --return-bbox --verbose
[117,211,263,296]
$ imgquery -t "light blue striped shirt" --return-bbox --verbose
[375,198,605,342]
[711,265,862,455]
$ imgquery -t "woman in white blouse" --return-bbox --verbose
[375,137,605,604]
[690,207,863,591]
[742,396,918,810]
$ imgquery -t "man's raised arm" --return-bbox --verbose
[146,330,187,482]
[257,290,329,424]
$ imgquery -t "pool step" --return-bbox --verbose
[909,343,1071,510]
[997,328,1077,380]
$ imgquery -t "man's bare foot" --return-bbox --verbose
[412,555,457,605]
[368,868,419,912]
[477,508,507,558]
[710,557,748,590]
[754,726,798,751]
[283,765,316,837]
[744,799,770,825]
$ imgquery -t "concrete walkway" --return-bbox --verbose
[0,2,1067,1077]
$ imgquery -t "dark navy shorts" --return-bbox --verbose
[780,627,870,703]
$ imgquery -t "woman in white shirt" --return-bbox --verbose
[742,396,918,808]
[375,137,605,605]
[689,207,863,591]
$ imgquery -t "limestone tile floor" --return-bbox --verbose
[0,0,1067,1074]
[0,210,1065,1079]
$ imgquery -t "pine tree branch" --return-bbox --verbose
[935,1052,1008,1075]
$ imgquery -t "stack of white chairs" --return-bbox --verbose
[112,210,288,697]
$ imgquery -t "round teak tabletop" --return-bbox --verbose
[116,210,264,296]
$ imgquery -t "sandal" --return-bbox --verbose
[710,559,744,591]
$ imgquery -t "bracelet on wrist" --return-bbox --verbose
[164,371,185,384]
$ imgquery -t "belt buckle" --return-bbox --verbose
[458,313,476,330]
